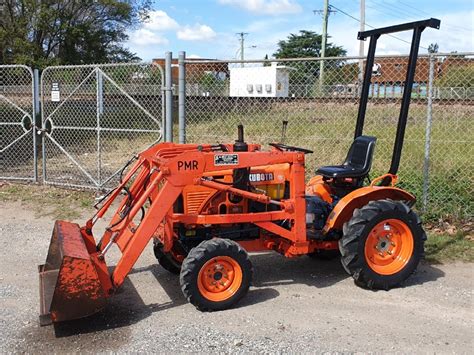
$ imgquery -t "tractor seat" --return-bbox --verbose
[316,136,377,179]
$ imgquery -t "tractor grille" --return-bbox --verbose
[185,190,214,214]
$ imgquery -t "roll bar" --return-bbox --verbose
[354,18,440,176]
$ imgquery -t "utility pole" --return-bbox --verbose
[236,32,248,68]
[314,1,336,92]
[358,0,365,95]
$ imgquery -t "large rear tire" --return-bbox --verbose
[339,199,426,290]
[180,238,252,311]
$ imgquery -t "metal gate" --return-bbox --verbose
[41,63,164,189]
[0,65,36,181]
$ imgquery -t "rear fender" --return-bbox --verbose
[323,186,416,233]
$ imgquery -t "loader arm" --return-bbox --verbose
[39,142,306,324]
[95,142,302,288]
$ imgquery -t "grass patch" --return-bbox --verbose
[183,101,473,222]
[425,232,474,263]
[0,183,94,220]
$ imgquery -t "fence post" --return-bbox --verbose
[178,51,186,144]
[165,51,173,142]
[33,68,41,182]
[422,54,435,213]
[96,69,103,186]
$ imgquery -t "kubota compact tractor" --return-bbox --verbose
[39,19,440,325]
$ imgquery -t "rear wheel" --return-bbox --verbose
[339,199,426,290]
[180,238,252,311]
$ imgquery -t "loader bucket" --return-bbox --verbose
[38,221,109,325]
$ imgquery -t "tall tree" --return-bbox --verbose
[273,30,346,95]
[428,43,439,54]
[274,30,346,59]
[0,0,150,67]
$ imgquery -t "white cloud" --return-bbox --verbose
[329,10,474,56]
[128,10,177,48]
[177,24,217,41]
[218,0,302,15]
[187,54,203,59]
[143,10,179,31]
[128,29,169,46]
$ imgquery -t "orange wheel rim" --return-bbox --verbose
[197,256,243,302]
[364,219,414,275]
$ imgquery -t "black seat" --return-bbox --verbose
[316,136,377,179]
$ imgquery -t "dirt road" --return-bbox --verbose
[1,201,472,353]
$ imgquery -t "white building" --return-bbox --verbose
[229,63,292,98]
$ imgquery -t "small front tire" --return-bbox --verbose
[180,238,252,311]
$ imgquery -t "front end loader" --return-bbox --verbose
[39,18,440,325]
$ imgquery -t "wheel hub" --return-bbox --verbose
[376,237,392,253]
[364,219,414,275]
[197,256,243,301]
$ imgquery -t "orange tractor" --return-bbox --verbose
[39,19,440,324]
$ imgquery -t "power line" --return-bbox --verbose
[367,2,416,22]
[333,0,472,34]
[370,0,420,20]
[329,4,428,50]
[397,0,433,17]
[372,0,472,33]
[366,4,406,21]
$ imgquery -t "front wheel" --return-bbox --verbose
[180,238,252,311]
[339,199,426,290]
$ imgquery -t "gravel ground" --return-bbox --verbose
[0,201,473,353]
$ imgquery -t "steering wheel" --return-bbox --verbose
[269,143,313,154]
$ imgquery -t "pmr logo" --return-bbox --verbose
[177,160,199,171]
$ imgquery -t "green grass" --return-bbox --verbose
[183,100,474,221]
[425,232,474,263]
[0,183,94,220]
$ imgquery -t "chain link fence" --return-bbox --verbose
[183,53,474,221]
[427,53,474,220]
[0,65,36,181]
[1,54,472,221]
[41,63,164,189]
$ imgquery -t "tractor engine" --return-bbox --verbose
[305,176,338,238]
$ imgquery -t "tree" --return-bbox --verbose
[428,43,439,54]
[263,54,271,67]
[273,30,347,96]
[273,30,346,59]
[0,0,150,67]
[198,72,227,96]
[436,65,474,88]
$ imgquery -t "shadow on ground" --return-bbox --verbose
[29,252,445,340]
[249,253,445,290]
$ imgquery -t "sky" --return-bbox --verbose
[126,0,474,61]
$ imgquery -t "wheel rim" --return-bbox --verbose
[364,219,414,275]
[197,256,243,302]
